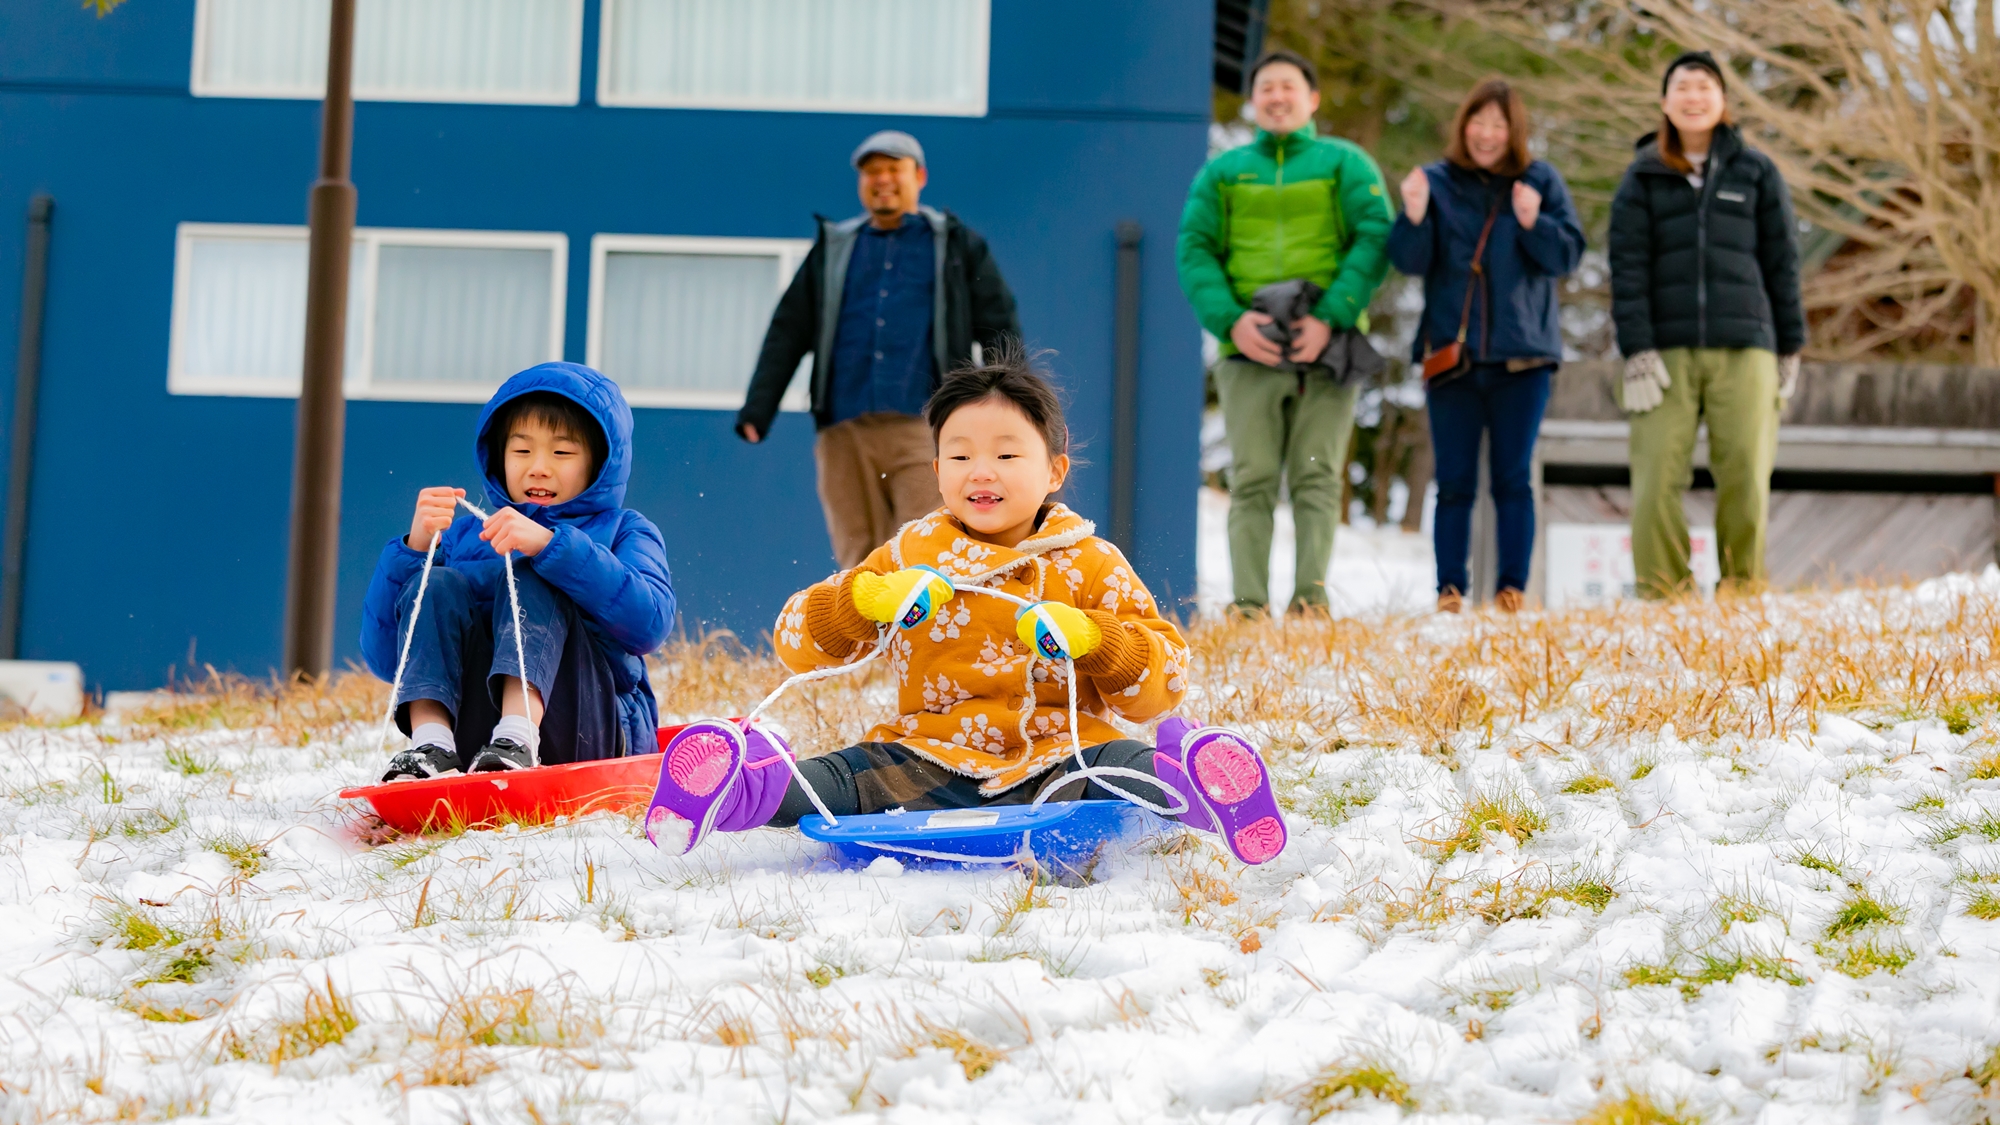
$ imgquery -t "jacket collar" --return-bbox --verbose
[888,503,1096,586]
[1254,125,1317,156]
[1632,121,1743,176]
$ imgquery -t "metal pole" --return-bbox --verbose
[1,195,53,659]
[282,0,358,678]
[1110,222,1143,551]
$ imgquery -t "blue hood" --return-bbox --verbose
[474,362,633,519]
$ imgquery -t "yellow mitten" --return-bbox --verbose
[1015,601,1102,661]
[851,566,955,630]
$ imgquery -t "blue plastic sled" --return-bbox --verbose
[799,800,1165,872]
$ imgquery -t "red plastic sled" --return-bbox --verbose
[340,721,716,834]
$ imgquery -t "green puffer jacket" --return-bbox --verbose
[1176,126,1394,351]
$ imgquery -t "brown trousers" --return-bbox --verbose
[813,413,942,568]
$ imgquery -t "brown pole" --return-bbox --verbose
[282,0,358,678]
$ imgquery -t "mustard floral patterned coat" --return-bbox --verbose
[774,504,1189,795]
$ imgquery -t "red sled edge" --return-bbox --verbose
[340,719,729,835]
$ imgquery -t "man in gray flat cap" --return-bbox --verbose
[737,129,1021,567]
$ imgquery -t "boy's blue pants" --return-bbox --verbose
[1426,363,1553,596]
[390,565,632,763]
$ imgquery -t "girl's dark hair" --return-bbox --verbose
[485,391,608,481]
[924,348,1068,457]
[1444,78,1532,178]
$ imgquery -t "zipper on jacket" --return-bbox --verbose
[1694,154,1723,348]
[1274,138,1286,277]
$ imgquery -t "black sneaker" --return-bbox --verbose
[466,737,536,773]
[381,743,462,782]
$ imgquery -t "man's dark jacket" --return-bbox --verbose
[736,205,1020,437]
[1608,123,1806,357]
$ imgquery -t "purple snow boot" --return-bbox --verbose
[712,726,796,832]
[645,720,795,854]
[1154,718,1288,865]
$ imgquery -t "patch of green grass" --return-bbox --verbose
[1434,793,1547,860]
[1562,773,1617,795]
[1903,792,1948,812]
[1553,878,1616,912]
[1790,845,1844,876]
[146,944,215,985]
[1713,895,1766,932]
[1299,1060,1413,1119]
[1970,754,2000,781]
[1967,890,2000,920]
[1817,937,1914,979]
[1824,893,1904,939]
[162,743,212,776]
[208,834,268,878]
[1629,753,1657,781]
[1967,1043,2000,1092]
[1624,949,1806,997]
[1293,778,1377,829]
[217,982,357,1066]
[104,905,181,951]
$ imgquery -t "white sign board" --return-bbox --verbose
[1544,523,1719,609]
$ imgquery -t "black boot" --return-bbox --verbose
[381,743,462,782]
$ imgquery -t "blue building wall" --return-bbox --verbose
[0,0,1209,690]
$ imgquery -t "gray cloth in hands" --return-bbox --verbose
[1250,279,1385,387]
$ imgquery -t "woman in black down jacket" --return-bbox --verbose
[1609,50,1805,598]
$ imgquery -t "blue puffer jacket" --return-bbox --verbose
[359,362,676,754]
[1387,159,1587,364]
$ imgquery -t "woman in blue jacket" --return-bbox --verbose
[1388,78,1586,613]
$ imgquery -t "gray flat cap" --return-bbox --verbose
[851,129,925,169]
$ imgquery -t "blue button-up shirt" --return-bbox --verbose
[828,212,937,424]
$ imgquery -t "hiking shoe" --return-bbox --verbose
[645,718,748,854]
[466,738,535,773]
[1494,588,1524,614]
[1437,589,1465,614]
[1156,719,1287,865]
[381,743,462,782]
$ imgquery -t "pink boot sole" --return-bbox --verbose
[1184,729,1287,865]
[645,720,746,854]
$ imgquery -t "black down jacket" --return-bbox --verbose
[1608,124,1806,357]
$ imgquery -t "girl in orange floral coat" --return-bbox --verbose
[645,355,1288,866]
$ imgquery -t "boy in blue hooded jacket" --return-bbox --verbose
[361,363,676,779]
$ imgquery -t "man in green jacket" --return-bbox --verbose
[1178,49,1393,614]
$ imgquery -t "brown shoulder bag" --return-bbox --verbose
[1420,199,1502,387]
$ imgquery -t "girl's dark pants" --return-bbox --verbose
[390,566,630,764]
[1426,363,1554,596]
[769,740,1166,827]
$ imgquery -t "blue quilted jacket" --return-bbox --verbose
[359,362,675,752]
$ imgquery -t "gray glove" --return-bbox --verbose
[1622,350,1671,413]
[1778,353,1801,400]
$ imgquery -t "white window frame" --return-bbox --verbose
[585,233,812,411]
[593,0,991,116]
[169,222,568,403]
[189,0,587,105]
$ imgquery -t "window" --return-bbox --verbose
[585,235,811,411]
[598,0,989,116]
[169,223,567,402]
[192,0,585,105]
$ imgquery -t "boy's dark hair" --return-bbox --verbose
[925,349,1068,458]
[485,391,608,482]
[1249,49,1318,92]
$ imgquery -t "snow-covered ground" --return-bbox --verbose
[7,572,2000,1122]
[1196,486,1437,616]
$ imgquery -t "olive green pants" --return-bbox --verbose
[1215,358,1358,610]
[1627,347,1780,598]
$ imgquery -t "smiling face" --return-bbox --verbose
[857,154,926,225]
[503,415,594,507]
[933,396,1070,549]
[1463,101,1512,171]
[1250,61,1320,137]
[1663,66,1726,139]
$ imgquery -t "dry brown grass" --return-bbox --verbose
[129,585,1995,762]
[114,667,388,747]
